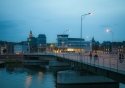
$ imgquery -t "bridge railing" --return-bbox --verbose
[23,52,125,74]
[54,53,125,74]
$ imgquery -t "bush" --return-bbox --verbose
[4,60,22,63]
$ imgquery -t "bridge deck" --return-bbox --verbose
[55,53,125,75]
[23,52,125,74]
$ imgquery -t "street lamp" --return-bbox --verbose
[106,29,114,54]
[63,30,70,34]
[80,12,92,54]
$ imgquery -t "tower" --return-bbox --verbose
[29,30,33,38]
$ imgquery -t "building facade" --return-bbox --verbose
[27,31,47,53]
[6,44,14,54]
[57,34,91,53]
[14,44,30,54]
[98,41,125,54]
[37,34,46,52]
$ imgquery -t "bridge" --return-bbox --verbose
[1,52,125,84]
[23,52,125,84]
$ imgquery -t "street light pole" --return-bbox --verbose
[80,12,92,54]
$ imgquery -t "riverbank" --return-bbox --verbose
[0,60,22,64]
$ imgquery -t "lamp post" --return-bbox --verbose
[80,12,92,54]
[62,30,70,53]
[106,29,114,54]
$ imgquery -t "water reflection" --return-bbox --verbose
[25,75,32,88]
[37,71,43,84]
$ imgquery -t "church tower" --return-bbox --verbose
[29,30,33,38]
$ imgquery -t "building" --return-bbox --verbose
[46,43,56,52]
[27,31,47,53]
[6,43,14,54]
[37,34,46,46]
[14,44,30,54]
[27,30,38,53]
[37,34,46,52]
[57,34,91,53]
[91,37,101,53]
[112,41,125,54]
[101,41,111,54]
[97,41,125,54]
[0,41,7,54]
[0,47,4,54]
[57,34,69,52]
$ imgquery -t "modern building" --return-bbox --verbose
[57,34,91,53]
[57,34,69,51]
[37,34,46,52]
[37,34,46,46]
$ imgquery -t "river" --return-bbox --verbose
[0,63,125,88]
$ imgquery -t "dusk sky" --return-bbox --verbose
[0,0,125,43]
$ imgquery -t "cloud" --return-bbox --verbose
[99,24,111,28]
[0,20,17,29]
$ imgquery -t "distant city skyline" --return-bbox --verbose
[0,0,125,43]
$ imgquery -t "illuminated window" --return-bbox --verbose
[29,39,31,41]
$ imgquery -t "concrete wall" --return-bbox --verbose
[57,70,117,84]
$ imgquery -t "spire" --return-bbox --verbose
[29,30,32,38]
[92,37,95,43]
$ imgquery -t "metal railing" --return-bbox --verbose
[4,52,124,74]
[54,52,125,75]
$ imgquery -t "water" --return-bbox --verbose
[0,63,125,88]
[0,64,56,88]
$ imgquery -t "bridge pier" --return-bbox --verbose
[22,54,125,84]
[56,56,125,84]
[57,70,119,87]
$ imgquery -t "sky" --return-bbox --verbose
[0,0,125,43]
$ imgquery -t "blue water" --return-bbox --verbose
[0,64,125,88]
[0,65,56,88]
